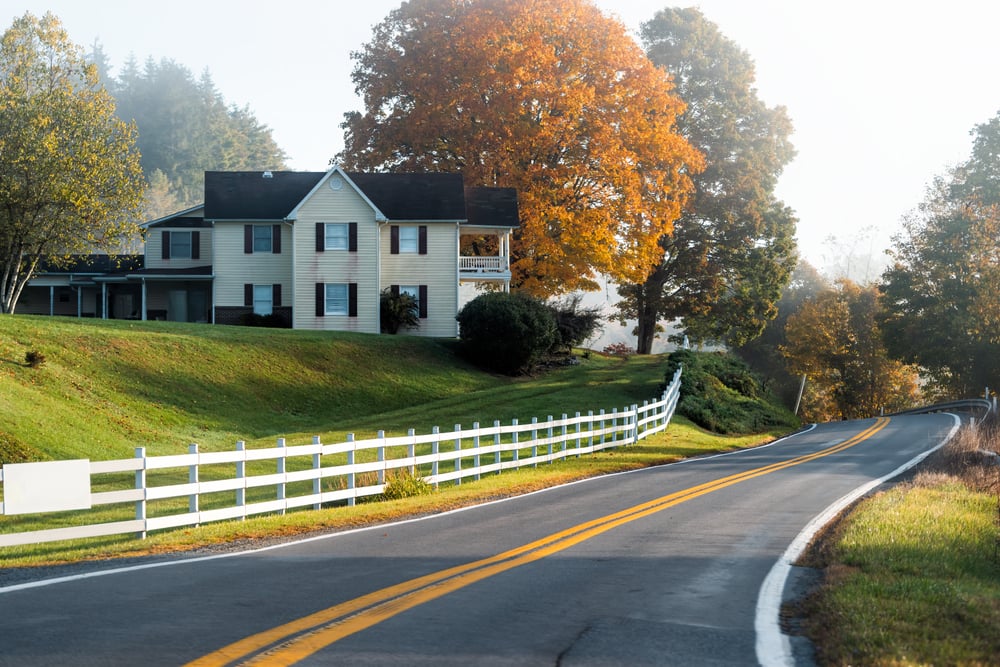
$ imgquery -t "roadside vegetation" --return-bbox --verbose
[796,424,1000,665]
[0,315,787,568]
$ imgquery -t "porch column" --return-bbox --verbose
[77,284,82,317]
[101,283,107,319]
[49,286,54,316]
[141,278,147,321]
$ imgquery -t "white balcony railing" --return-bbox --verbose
[459,256,507,273]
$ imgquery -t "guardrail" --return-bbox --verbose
[888,398,995,420]
[0,368,682,548]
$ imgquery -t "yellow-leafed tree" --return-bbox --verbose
[338,0,703,296]
[0,12,145,314]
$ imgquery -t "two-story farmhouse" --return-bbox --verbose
[19,167,518,337]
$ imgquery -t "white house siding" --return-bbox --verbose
[291,182,380,333]
[381,222,459,337]
[144,227,212,271]
[212,222,293,310]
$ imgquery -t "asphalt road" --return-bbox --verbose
[0,413,960,666]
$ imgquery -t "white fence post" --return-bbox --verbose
[588,410,594,451]
[561,413,568,456]
[346,433,356,506]
[631,404,639,443]
[408,428,416,476]
[494,420,501,469]
[599,409,606,446]
[531,417,538,468]
[377,431,385,486]
[575,411,582,458]
[612,408,618,444]
[453,426,462,485]
[548,415,555,459]
[134,447,146,539]
[188,443,199,523]
[235,440,246,518]
[512,418,519,465]
[276,437,286,514]
[431,426,440,489]
[470,422,480,482]
[312,435,322,510]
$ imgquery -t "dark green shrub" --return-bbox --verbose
[547,295,602,353]
[665,349,798,434]
[456,291,557,375]
[380,288,420,334]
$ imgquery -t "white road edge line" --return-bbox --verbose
[754,413,962,667]
[0,424,818,595]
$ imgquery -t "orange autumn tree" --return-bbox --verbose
[338,0,703,296]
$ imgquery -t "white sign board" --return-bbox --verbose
[2,460,92,515]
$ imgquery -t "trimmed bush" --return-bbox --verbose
[456,291,557,375]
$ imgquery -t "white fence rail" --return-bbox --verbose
[0,369,682,548]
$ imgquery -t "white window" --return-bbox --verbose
[325,283,349,315]
[253,225,273,252]
[170,231,192,259]
[253,285,273,316]
[325,223,349,250]
[399,226,419,253]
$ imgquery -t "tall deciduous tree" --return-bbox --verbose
[0,12,145,314]
[879,111,1000,397]
[616,7,798,353]
[782,280,920,421]
[338,0,703,295]
[880,185,1000,397]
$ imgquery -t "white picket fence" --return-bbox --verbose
[0,368,682,548]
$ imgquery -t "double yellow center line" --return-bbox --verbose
[187,417,890,666]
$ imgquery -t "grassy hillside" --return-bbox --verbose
[0,315,676,463]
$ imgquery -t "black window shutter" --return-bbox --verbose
[391,284,399,297]
[418,226,428,255]
[162,231,170,259]
[272,224,281,253]
[273,284,281,307]
[191,231,200,259]
[315,223,325,252]
[419,285,428,318]
[315,283,325,317]
[390,226,399,254]
[244,225,253,254]
[349,222,358,252]
[348,283,358,317]
[244,284,253,307]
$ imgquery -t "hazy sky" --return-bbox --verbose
[9,1,1000,271]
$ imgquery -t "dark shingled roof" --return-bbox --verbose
[465,187,520,228]
[345,172,467,221]
[204,171,325,220]
[202,170,518,227]
[36,254,145,274]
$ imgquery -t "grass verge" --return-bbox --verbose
[796,425,1000,665]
